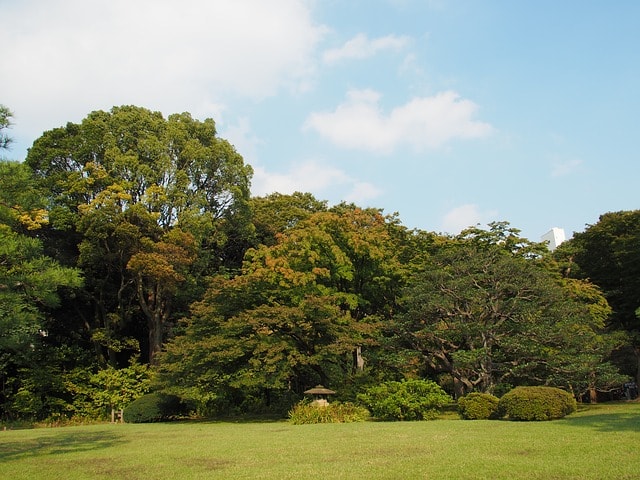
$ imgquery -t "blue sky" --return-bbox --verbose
[2,0,638,241]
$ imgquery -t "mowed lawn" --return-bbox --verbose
[1,402,638,480]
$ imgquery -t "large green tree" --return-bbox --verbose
[395,224,623,399]
[158,206,407,412]
[0,160,86,420]
[0,223,83,419]
[249,192,328,246]
[25,106,253,365]
[556,210,640,381]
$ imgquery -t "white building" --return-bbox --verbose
[541,227,566,251]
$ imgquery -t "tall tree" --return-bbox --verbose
[249,192,328,246]
[0,224,83,419]
[556,210,640,381]
[158,206,407,412]
[25,106,253,364]
[395,225,622,398]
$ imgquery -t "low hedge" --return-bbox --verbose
[123,392,185,423]
[288,401,370,424]
[357,379,451,421]
[457,392,500,420]
[497,386,577,421]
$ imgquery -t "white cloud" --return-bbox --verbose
[323,33,410,64]
[440,204,498,235]
[0,0,325,150]
[252,161,347,196]
[344,182,384,204]
[551,158,583,178]
[303,89,494,153]
[251,160,382,205]
[220,117,263,167]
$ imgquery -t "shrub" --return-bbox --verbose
[288,401,370,424]
[497,386,577,421]
[457,392,500,420]
[123,392,185,423]
[357,379,452,421]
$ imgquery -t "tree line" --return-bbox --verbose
[1,105,638,421]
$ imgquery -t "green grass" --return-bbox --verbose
[1,402,639,479]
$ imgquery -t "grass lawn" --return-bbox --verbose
[1,402,638,479]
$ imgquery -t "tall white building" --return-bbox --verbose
[541,227,566,251]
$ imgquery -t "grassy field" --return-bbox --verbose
[1,402,638,479]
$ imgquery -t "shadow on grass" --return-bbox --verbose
[0,429,125,462]
[563,403,640,432]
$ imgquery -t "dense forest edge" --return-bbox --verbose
[1,104,638,424]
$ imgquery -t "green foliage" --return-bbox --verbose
[250,192,328,246]
[0,104,13,151]
[562,210,640,331]
[396,226,624,398]
[288,401,370,424]
[557,210,640,383]
[122,392,185,423]
[25,105,254,365]
[0,221,83,421]
[457,392,500,420]
[158,206,407,412]
[357,379,451,421]
[55,361,153,420]
[497,386,577,421]
[90,362,152,411]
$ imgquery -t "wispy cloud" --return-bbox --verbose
[323,33,410,64]
[440,204,498,235]
[551,157,583,178]
[304,89,494,153]
[251,160,382,205]
[344,182,384,204]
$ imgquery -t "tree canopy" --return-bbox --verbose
[0,104,634,421]
[25,105,254,365]
[555,210,640,382]
[394,228,623,398]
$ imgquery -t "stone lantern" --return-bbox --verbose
[303,385,336,407]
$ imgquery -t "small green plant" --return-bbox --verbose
[497,386,577,421]
[357,379,452,421]
[122,392,185,423]
[457,392,500,420]
[288,401,370,424]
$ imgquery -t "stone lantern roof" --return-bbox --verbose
[303,385,336,395]
[303,385,336,406]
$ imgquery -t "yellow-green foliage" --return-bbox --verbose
[498,386,577,421]
[288,401,370,424]
[457,392,500,420]
[357,379,452,421]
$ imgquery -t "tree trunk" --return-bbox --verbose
[353,346,365,373]
[452,376,467,399]
[148,311,165,365]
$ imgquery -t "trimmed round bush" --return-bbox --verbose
[288,401,370,424]
[457,392,500,420]
[123,392,185,423]
[357,379,452,421]
[497,386,577,421]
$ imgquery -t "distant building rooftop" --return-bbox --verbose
[541,227,566,251]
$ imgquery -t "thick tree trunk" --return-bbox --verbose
[137,279,170,365]
[353,346,365,372]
